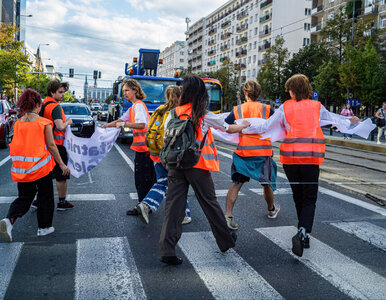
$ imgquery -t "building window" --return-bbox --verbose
[250,16,253,24]
[328,12,334,20]
[254,41,257,49]
[248,56,251,64]
[303,38,310,46]
[255,14,258,22]
[249,43,252,50]
[381,16,386,28]
[252,69,256,77]
[304,23,311,30]
[305,8,311,15]
[329,0,334,3]
[180,51,184,55]
[253,55,256,63]
[254,27,258,35]
[249,30,252,37]
[180,59,184,62]
[247,70,251,77]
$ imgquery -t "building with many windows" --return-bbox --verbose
[158,41,188,77]
[311,0,386,43]
[1,0,26,42]
[184,0,312,83]
[83,76,112,103]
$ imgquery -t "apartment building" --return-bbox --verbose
[311,0,386,43]
[183,0,311,83]
[158,41,188,77]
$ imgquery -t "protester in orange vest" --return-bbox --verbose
[245,74,359,257]
[224,81,280,231]
[0,89,70,242]
[103,78,156,215]
[159,76,249,265]
[36,80,73,211]
[136,86,191,225]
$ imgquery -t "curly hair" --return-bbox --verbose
[180,76,209,136]
[243,80,261,101]
[47,79,69,97]
[122,78,146,100]
[17,89,42,114]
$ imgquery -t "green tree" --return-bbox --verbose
[0,24,31,99]
[313,60,344,109]
[18,70,51,98]
[105,94,113,104]
[63,91,75,103]
[283,42,331,84]
[257,36,289,100]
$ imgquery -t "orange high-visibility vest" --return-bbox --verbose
[10,117,55,182]
[280,99,325,165]
[175,103,219,172]
[42,97,66,145]
[129,100,149,152]
[233,101,272,157]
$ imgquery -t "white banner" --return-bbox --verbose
[64,126,120,178]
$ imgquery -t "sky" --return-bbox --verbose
[25,0,226,98]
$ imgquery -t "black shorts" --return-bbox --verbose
[53,145,70,181]
[231,162,250,184]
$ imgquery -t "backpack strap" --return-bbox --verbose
[39,101,57,117]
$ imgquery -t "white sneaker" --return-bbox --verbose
[37,227,55,237]
[182,216,192,225]
[0,218,13,242]
[268,203,280,219]
[136,203,150,224]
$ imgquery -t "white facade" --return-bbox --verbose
[186,0,311,83]
[158,41,188,77]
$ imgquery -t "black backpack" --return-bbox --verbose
[160,109,207,170]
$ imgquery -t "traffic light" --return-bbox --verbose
[69,68,74,78]
[93,70,98,80]
[98,71,101,79]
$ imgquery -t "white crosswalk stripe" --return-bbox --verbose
[256,226,386,300]
[75,237,146,300]
[0,242,23,300]
[250,188,292,195]
[0,194,116,204]
[330,221,386,252]
[179,231,283,300]
[129,189,245,200]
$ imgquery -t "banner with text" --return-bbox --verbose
[64,126,120,178]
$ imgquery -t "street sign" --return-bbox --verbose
[275,98,280,105]
[312,92,318,100]
[346,99,361,107]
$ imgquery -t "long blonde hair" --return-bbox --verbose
[153,86,181,119]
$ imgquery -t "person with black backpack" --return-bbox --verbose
[158,76,249,265]
[375,102,386,144]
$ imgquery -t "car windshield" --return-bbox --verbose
[101,104,108,111]
[62,105,90,116]
[205,82,221,111]
[137,79,180,104]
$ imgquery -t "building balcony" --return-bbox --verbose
[237,10,248,20]
[311,23,323,33]
[236,23,248,33]
[236,36,248,45]
[240,63,246,69]
[197,65,202,69]
[260,14,272,23]
[364,5,378,15]
[208,28,217,35]
[221,20,231,29]
[208,50,216,56]
[258,43,271,51]
[260,0,272,9]
[197,55,202,60]
[236,49,247,57]
[207,60,216,66]
[208,39,216,46]
[258,58,266,66]
[220,56,229,62]
[221,32,232,40]
[259,28,271,37]
[220,44,230,51]
[311,5,323,15]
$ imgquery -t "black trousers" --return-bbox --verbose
[134,151,156,202]
[283,164,320,233]
[159,168,235,256]
[7,172,54,228]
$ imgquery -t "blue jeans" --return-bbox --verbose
[142,162,190,217]
[343,133,352,138]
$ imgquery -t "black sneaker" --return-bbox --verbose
[30,200,38,209]
[160,256,183,265]
[303,236,310,249]
[126,207,139,216]
[292,231,304,257]
[57,201,74,211]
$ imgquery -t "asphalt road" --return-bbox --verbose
[0,138,385,300]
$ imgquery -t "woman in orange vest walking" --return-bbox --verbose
[224,80,279,231]
[103,78,156,215]
[0,89,70,242]
[159,76,249,265]
[247,74,359,257]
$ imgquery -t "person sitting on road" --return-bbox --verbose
[224,80,280,232]
[103,78,156,215]
[243,74,360,257]
[0,89,70,242]
[136,86,192,225]
[158,76,249,265]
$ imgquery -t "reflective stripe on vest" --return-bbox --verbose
[11,156,41,163]
[54,135,65,140]
[129,100,149,152]
[11,155,52,174]
[280,99,325,165]
[234,102,272,157]
[175,104,219,172]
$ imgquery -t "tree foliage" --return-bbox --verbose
[257,36,289,101]
[63,91,75,103]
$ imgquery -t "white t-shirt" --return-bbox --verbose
[121,101,149,128]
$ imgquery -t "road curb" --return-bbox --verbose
[324,138,386,154]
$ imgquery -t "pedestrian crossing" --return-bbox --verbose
[1,224,385,300]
